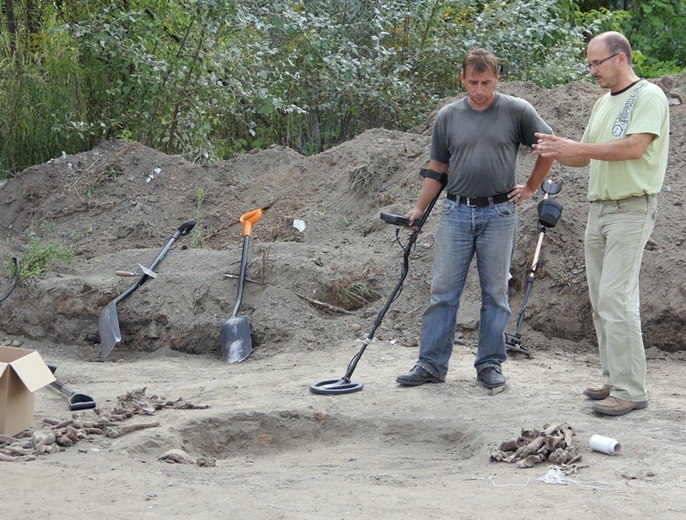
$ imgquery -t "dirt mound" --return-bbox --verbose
[1,76,686,358]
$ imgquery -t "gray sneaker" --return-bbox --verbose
[477,366,506,389]
[396,365,444,386]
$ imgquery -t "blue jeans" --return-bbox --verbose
[416,198,516,379]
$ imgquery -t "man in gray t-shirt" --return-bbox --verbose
[433,94,552,196]
[397,48,553,390]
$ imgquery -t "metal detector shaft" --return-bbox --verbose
[505,216,548,356]
[310,184,445,394]
[342,190,443,380]
[341,236,417,381]
[512,228,545,337]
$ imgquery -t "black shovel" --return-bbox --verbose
[221,208,263,363]
[46,363,96,411]
[98,219,196,361]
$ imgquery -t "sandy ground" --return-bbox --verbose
[1,334,685,519]
[2,74,686,519]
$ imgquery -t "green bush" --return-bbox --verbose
[16,225,74,282]
[0,0,683,177]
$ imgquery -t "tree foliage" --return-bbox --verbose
[0,0,683,177]
[562,0,686,76]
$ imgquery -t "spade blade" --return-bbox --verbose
[220,316,252,363]
[98,300,121,360]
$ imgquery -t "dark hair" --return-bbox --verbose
[462,48,499,76]
[592,31,633,66]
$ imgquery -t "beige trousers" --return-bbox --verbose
[585,194,657,402]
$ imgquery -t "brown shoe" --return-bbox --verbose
[583,384,612,400]
[592,396,648,416]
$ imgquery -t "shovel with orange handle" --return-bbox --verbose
[221,209,263,363]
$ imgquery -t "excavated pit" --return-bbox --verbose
[156,410,485,461]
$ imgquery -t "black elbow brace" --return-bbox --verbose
[420,168,447,187]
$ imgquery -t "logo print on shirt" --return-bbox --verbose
[612,81,647,140]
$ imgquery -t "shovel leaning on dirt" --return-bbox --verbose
[221,209,263,363]
[98,219,196,361]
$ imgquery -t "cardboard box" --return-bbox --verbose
[0,345,55,436]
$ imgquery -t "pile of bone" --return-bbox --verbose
[490,422,582,470]
[0,387,209,462]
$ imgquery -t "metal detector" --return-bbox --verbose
[505,179,564,357]
[310,179,445,395]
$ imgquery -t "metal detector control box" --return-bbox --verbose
[380,212,411,227]
[538,199,563,228]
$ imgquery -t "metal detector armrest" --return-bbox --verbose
[539,179,563,196]
[420,168,447,187]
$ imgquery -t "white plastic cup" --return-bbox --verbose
[589,434,622,455]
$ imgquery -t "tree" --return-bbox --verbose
[562,0,686,74]
[0,0,683,178]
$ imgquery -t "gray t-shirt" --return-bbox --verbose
[431,93,552,196]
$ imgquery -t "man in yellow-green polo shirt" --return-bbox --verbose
[534,31,670,416]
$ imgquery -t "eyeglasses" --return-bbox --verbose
[586,52,620,70]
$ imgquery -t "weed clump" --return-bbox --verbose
[12,224,74,282]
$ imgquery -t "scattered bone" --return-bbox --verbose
[0,452,17,462]
[159,448,195,464]
[55,434,73,447]
[516,453,545,468]
[0,388,208,462]
[498,439,518,452]
[10,439,33,449]
[104,421,160,438]
[31,430,55,448]
[196,457,217,467]
[2,444,33,456]
[490,422,581,472]
[157,449,217,467]
[173,400,210,410]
